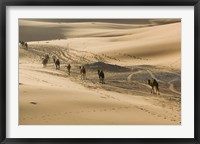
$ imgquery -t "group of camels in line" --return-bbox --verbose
[41,54,159,95]
[41,54,106,84]
[19,41,159,95]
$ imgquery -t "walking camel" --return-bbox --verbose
[42,54,50,67]
[148,79,160,95]
[55,59,60,70]
[67,64,71,75]
[80,66,86,80]
[98,69,105,84]
[42,57,48,67]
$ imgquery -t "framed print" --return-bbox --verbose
[0,0,200,144]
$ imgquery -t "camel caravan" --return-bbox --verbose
[42,54,60,69]
[40,53,160,95]
[40,54,106,84]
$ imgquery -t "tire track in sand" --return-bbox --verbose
[127,67,180,95]
[168,78,181,95]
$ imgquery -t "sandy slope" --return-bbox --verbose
[19,61,179,125]
[19,20,181,125]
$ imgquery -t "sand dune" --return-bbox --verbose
[25,21,180,69]
[19,20,181,125]
[19,20,151,41]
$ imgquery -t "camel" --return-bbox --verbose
[98,69,105,84]
[55,59,60,70]
[24,42,28,50]
[148,79,160,95]
[45,54,50,61]
[67,64,71,75]
[42,57,48,67]
[19,41,28,50]
[42,54,50,67]
[19,41,25,46]
[80,66,86,80]
[52,55,56,64]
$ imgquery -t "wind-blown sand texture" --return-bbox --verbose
[19,19,181,125]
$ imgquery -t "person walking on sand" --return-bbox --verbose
[67,64,71,75]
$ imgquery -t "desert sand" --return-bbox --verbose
[19,19,181,125]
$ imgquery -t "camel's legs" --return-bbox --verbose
[81,73,85,80]
[152,87,156,94]
[99,77,102,83]
[151,87,153,94]
[102,78,105,84]
[84,74,86,80]
[156,87,160,95]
